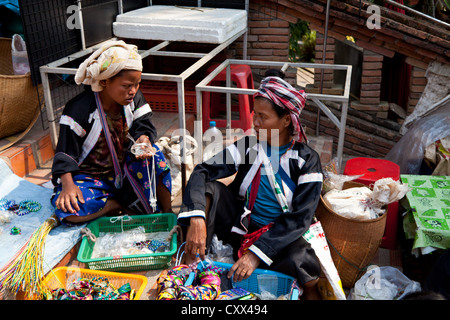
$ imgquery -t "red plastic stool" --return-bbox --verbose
[343,157,400,250]
[202,64,254,132]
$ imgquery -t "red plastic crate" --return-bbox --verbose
[140,80,197,113]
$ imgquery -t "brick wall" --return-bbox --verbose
[306,42,430,158]
[407,66,427,115]
[228,0,432,159]
[350,50,389,118]
[360,50,383,106]
[302,102,403,158]
[314,33,335,89]
[230,2,296,84]
[306,38,401,158]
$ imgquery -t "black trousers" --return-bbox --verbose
[182,180,322,286]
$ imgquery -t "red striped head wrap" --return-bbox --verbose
[254,76,307,142]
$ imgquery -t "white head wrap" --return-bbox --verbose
[75,40,142,92]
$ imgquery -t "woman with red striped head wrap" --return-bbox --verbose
[179,70,323,300]
[254,75,308,143]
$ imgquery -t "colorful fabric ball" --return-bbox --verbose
[178,285,197,300]
[200,273,221,287]
[168,264,192,281]
[195,284,218,300]
[157,288,177,300]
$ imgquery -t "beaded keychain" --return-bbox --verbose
[0,198,42,216]
[127,134,158,212]
[17,200,42,216]
[0,198,15,211]
[134,239,169,253]
[10,226,21,235]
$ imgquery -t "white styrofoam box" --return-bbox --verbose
[113,5,247,43]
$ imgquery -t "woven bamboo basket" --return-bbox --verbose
[315,181,387,289]
[0,37,40,139]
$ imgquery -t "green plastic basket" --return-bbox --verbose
[77,213,177,272]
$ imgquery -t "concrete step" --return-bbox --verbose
[0,123,54,180]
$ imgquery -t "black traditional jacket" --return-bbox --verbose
[178,136,323,266]
[51,88,156,185]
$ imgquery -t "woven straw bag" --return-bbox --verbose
[315,181,387,289]
[0,37,40,140]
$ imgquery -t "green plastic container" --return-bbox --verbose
[77,213,177,272]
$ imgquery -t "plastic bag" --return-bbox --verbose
[0,210,14,224]
[11,34,30,75]
[350,266,421,300]
[371,178,411,206]
[91,226,170,258]
[206,234,234,264]
[323,172,363,193]
[322,157,363,193]
[303,221,346,300]
[385,101,450,174]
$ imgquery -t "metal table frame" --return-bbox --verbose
[39,28,247,190]
[39,1,350,187]
[195,59,352,169]
[40,1,249,153]
[40,27,247,147]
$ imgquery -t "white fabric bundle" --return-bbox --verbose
[323,186,378,220]
[323,178,410,220]
[371,178,411,206]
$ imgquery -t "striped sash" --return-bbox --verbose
[123,164,154,214]
[258,144,290,213]
[94,92,123,189]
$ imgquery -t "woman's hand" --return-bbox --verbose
[134,135,155,160]
[55,173,85,214]
[185,216,207,263]
[228,251,261,283]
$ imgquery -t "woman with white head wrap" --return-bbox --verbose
[75,40,142,92]
[51,40,172,226]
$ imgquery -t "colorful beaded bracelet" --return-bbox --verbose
[20,200,42,213]
[0,198,42,216]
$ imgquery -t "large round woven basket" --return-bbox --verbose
[0,37,40,139]
[315,181,387,289]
